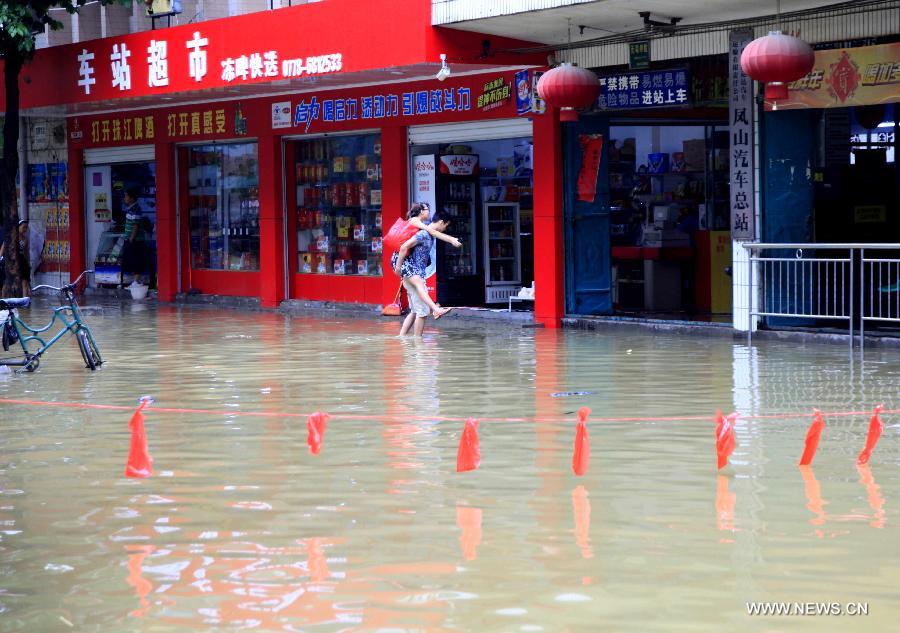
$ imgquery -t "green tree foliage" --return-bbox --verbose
[1,1,128,295]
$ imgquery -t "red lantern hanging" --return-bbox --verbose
[740,31,815,102]
[537,63,600,122]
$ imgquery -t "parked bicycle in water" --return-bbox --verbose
[1,270,103,372]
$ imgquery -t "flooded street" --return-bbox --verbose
[1,300,899,632]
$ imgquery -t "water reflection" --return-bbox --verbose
[0,301,898,631]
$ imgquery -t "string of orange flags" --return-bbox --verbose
[2,396,898,424]
[0,397,890,478]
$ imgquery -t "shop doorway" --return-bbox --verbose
[567,116,732,319]
[84,159,157,289]
[563,115,612,315]
[408,135,535,308]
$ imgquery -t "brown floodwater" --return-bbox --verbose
[1,299,898,632]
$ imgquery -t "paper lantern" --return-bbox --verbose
[537,63,600,121]
[740,31,815,101]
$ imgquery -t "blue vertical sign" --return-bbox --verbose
[514,69,531,115]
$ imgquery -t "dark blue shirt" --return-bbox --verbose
[391,229,433,279]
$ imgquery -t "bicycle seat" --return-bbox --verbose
[0,297,31,309]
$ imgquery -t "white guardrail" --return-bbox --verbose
[742,243,900,349]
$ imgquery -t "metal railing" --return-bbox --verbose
[743,243,900,349]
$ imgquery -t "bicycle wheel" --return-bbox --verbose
[23,354,40,373]
[76,329,102,370]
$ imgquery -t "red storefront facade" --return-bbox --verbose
[3,0,569,326]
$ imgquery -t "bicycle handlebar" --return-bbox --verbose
[32,270,93,293]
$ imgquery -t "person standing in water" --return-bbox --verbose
[393,210,455,335]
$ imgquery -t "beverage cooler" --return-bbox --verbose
[483,202,520,303]
[435,154,482,307]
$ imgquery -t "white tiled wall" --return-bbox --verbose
[39,0,321,48]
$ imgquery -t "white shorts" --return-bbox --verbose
[402,277,430,318]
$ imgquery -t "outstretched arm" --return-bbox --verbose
[408,217,461,247]
[428,228,462,248]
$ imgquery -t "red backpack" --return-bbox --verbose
[383,218,419,252]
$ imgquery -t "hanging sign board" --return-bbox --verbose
[629,41,651,70]
[439,154,478,176]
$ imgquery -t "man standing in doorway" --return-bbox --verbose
[121,187,148,286]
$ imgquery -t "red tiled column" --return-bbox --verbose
[258,133,285,308]
[532,111,564,328]
[380,125,408,306]
[67,145,85,283]
[154,141,177,301]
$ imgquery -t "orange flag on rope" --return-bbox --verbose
[306,411,330,455]
[715,410,738,470]
[456,418,480,472]
[799,409,826,466]
[856,404,884,465]
[125,400,153,478]
[573,407,591,477]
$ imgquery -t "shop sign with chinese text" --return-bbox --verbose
[284,72,520,134]
[66,30,342,103]
[776,42,900,109]
[729,29,755,240]
[596,69,690,109]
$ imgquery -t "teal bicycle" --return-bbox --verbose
[1,270,103,372]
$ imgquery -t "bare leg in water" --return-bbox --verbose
[405,275,451,318]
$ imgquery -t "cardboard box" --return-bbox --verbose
[357,260,369,275]
[648,153,669,174]
[513,142,533,171]
[371,237,382,253]
[682,139,706,172]
[497,157,515,178]
[299,252,312,273]
[370,189,382,206]
[353,224,365,240]
[715,148,729,171]
[671,152,687,172]
[315,254,330,274]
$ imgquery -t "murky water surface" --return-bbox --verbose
[1,300,899,632]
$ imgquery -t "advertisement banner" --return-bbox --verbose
[439,154,478,176]
[776,42,900,109]
[412,154,437,279]
[576,134,604,203]
[70,101,248,148]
